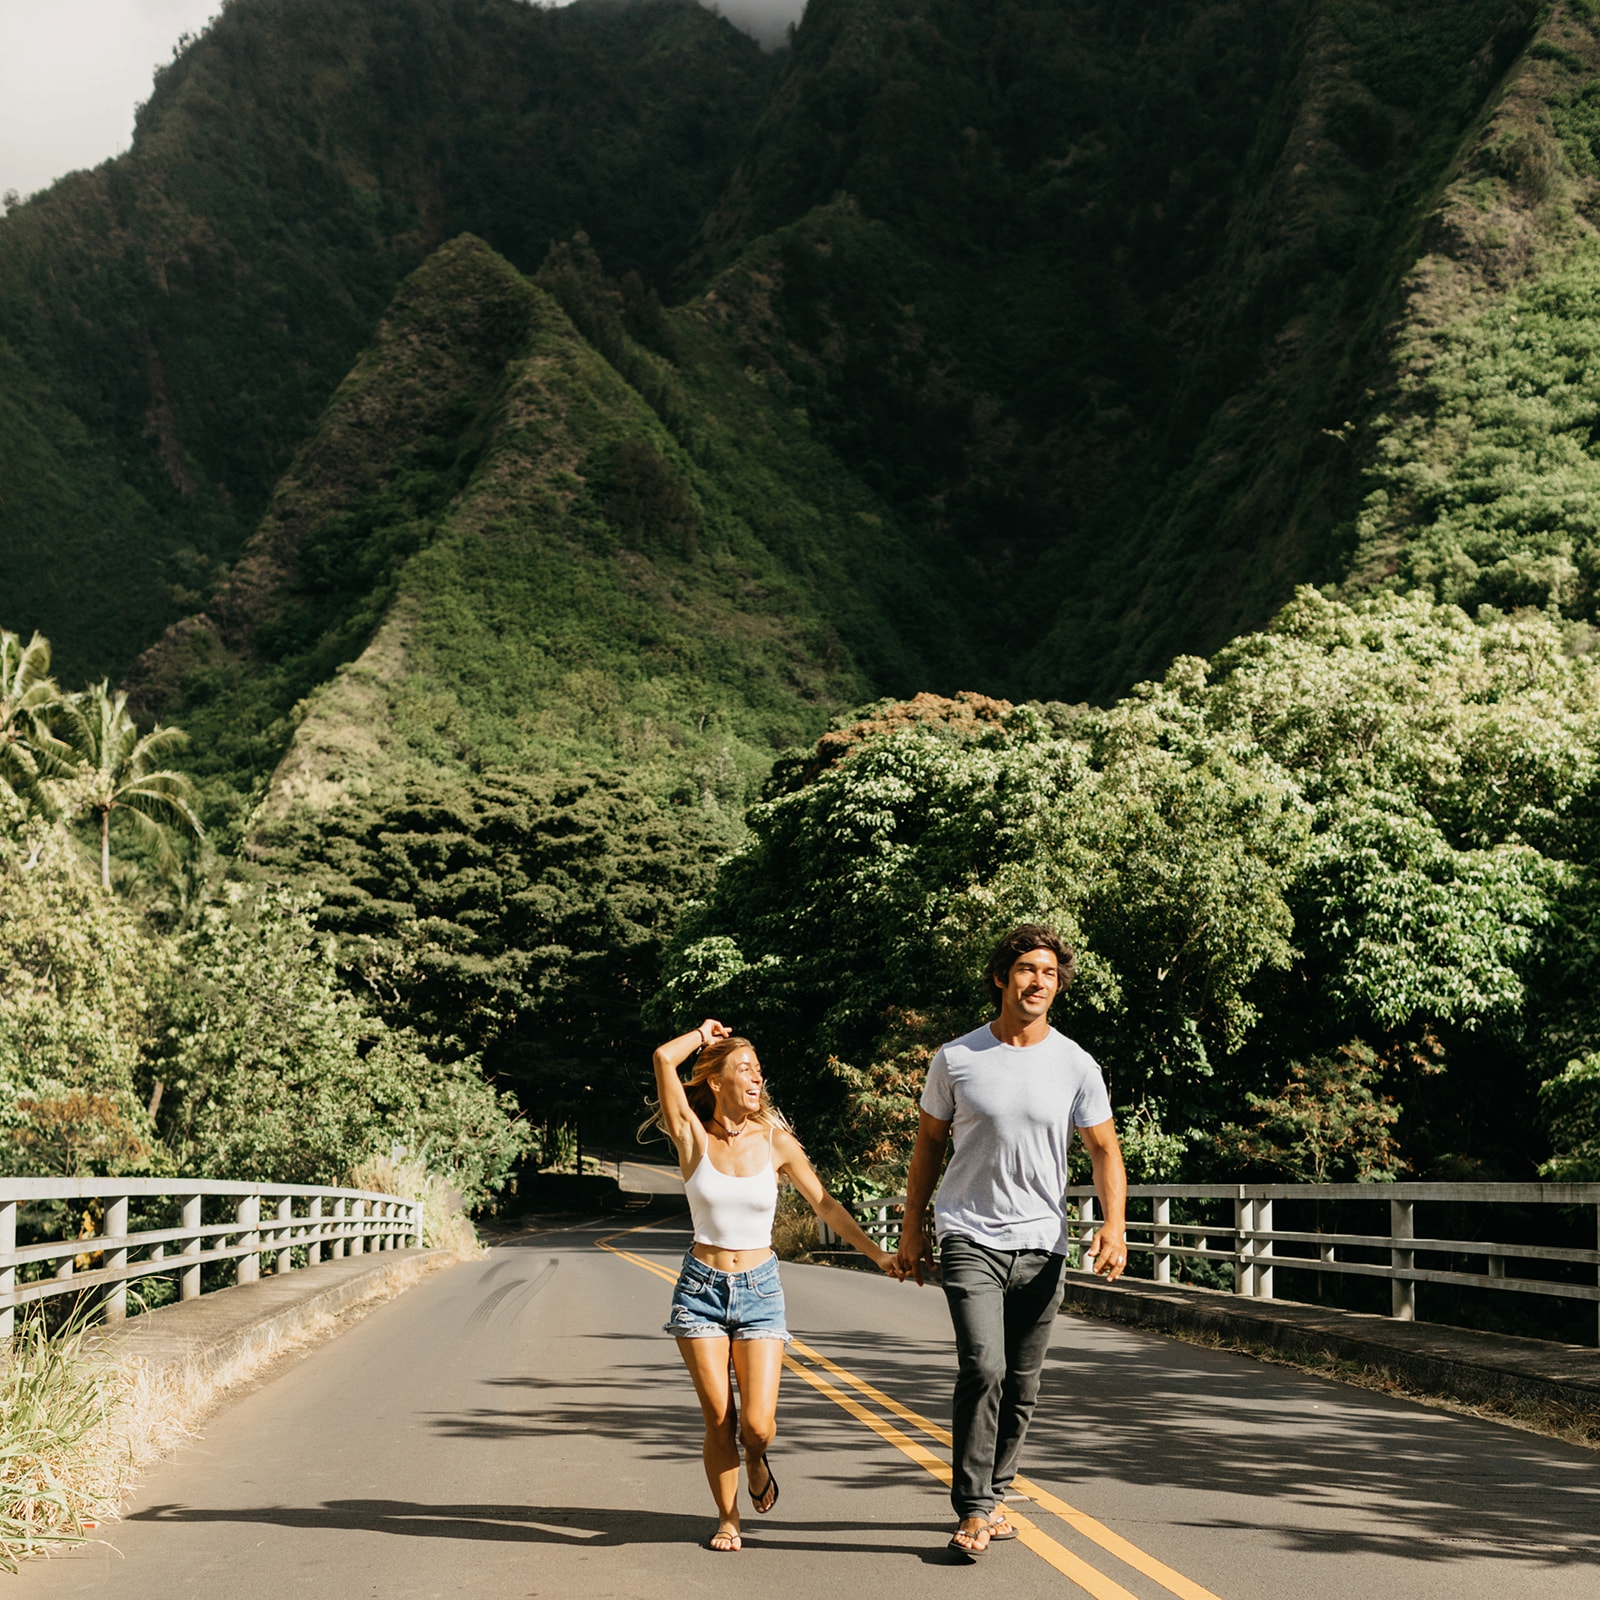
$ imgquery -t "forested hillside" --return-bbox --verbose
[7,0,1600,1206]
[0,0,777,680]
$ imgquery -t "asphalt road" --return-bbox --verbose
[19,1214,1600,1600]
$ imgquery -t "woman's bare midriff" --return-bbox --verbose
[691,1243,775,1273]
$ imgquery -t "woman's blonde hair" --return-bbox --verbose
[639,1035,792,1142]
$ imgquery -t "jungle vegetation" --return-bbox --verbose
[6,0,1600,1201]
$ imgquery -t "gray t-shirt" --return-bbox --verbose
[920,1022,1113,1254]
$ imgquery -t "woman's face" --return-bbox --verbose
[713,1047,764,1118]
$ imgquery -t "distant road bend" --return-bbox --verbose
[19,1205,1600,1600]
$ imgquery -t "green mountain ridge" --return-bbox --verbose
[0,0,777,680]
[11,0,1600,1188]
[134,230,963,836]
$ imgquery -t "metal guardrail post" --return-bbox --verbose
[181,1194,202,1300]
[236,1194,260,1285]
[1256,1198,1274,1300]
[1077,1194,1096,1272]
[308,1197,323,1266]
[1391,1198,1415,1320]
[104,1196,129,1322]
[0,1197,15,1339]
[353,1199,367,1255]
[1152,1197,1171,1284]
[276,1196,294,1274]
[1234,1197,1253,1296]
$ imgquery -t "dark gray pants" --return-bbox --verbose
[940,1234,1067,1519]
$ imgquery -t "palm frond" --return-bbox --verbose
[0,630,54,702]
[117,773,206,840]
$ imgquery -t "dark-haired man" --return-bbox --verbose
[895,923,1127,1556]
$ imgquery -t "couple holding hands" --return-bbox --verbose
[647,924,1129,1555]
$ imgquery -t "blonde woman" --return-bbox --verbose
[648,1019,901,1552]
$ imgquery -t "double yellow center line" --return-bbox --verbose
[596,1220,1224,1600]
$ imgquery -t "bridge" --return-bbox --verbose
[7,1173,1599,1599]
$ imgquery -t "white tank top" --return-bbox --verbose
[685,1127,778,1251]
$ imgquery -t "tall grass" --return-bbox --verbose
[0,1312,121,1571]
[344,1155,480,1258]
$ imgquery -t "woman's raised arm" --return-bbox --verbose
[652,1019,728,1167]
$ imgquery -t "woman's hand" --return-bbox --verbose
[697,1018,731,1047]
[874,1247,905,1280]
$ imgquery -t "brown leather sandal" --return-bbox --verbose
[947,1515,992,1553]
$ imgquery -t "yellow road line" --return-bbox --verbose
[789,1337,1222,1600]
[779,1351,1138,1600]
[790,1336,953,1443]
[1008,1477,1222,1600]
[593,1228,1223,1600]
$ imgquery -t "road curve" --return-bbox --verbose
[18,1214,1599,1600]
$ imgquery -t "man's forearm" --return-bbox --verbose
[1090,1144,1127,1236]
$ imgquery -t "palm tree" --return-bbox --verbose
[0,628,71,805]
[56,682,205,890]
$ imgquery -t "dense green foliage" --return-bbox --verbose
[10,0,1600,1194]
[150,886,527,1200]
[0,0,777,680]
[0,656,528,1196]
[655,591,1600,1183]
[1351,242,1600,620]
[690,0,1546,698]
[0,818,161,1177]
[274,767,728,1139]
[125,231,963,855]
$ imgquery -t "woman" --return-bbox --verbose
[647,1018,901,1552]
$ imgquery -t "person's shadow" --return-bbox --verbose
[130,1500,966,1560]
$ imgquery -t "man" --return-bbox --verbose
[895,923,1127,1555]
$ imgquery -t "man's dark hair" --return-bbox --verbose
[985,924,1075,1010]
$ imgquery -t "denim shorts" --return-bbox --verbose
[664,1249,792,1343]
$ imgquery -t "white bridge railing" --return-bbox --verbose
[823,1183,1600,1337]
[0,1178,423,1337]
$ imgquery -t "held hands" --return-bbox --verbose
[874,1248,907,1281]
[893,1228,936,1287]
[1085,1227,1129,1282]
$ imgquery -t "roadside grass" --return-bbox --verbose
[344,1155,482,1258]
[772,1186,819,1263]
[0,1310,123,1571]
[2,1206,474,1571]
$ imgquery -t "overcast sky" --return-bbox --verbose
[0,0,804,203]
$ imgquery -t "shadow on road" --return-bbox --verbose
[127,1500,956,1558]
[800,1324,1600,1571]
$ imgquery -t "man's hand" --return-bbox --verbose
[1085,1227,1128,1282]
[894,1226,934,1287]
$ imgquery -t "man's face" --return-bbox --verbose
[997,948,1060,1020]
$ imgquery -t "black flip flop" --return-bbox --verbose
[751,1452,780,1514]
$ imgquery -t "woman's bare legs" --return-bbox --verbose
[677,1336,742,1548]
[677,1335,787,1547]
[731,1338,784,1510]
